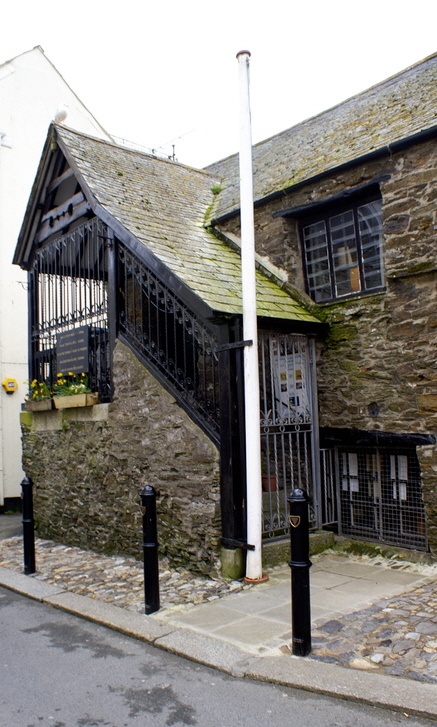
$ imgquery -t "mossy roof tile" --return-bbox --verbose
[206,53,437,219]
[56,126,318,323]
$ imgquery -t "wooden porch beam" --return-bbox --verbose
[47,167,74,195]
[36,192,91,243]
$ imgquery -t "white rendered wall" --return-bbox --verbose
[0,46,110,503]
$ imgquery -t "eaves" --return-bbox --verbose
[210,124,437,225]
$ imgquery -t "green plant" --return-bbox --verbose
[53,372,91,397]
[27,379,52,401]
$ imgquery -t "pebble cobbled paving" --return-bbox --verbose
[311,580,437,683]
[0,536,247,609]
[1,535,436,684]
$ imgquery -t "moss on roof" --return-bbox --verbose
[206,53,437,220]
[56,126,319,323]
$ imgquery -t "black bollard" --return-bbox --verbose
[140,485,160,615]
[288,487,312,656]
[21,476,36,575]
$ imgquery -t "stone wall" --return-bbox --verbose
[220,140,437,434]
[217,138,437,553]
[20,341,221,576]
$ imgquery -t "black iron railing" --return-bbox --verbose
[117,243,220,441]
[28,220,221,438]
[29,219,112,401]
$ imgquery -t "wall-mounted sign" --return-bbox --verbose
[270,337,311,422]
[57,326,89,374]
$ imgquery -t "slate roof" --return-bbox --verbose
[206,53,437,220]
[54,126,319,324]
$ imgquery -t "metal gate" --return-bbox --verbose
[321,446,427,551]
[259,332,320,539]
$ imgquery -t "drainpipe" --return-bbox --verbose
[237,51,264,582]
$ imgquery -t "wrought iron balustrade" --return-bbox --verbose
[117,243,220,441]
[29,219,111,400]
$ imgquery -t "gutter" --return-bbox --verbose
[211,124,437,225]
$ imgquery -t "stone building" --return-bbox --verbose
[14,52,437,573]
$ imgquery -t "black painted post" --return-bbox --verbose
[140,485,160,614]
[21,476,36,575]
[288,488,312,656]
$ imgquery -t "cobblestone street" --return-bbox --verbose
[311,579,437,683]
[0,536,247,610]
[1,534,436,684]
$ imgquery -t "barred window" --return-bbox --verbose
[338,446,426,550]
[301,198,384,302]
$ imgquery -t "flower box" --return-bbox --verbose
[25,398,53,412]
[53,392,100,409]
[262,475,277,493]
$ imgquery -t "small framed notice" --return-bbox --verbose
[57,326,89,374]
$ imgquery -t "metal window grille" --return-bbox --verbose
[337,446,427,550]
[320,448,338,527]
[29,219,111,400]
[117,243,220,441]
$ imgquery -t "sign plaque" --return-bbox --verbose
[57,326,90,374]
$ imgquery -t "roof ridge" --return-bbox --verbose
[0,45,44,69]
[259,52,437,147]
[205,51,437,171]
[56,123,220,181]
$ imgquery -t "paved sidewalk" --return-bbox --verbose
[0,515,436,720]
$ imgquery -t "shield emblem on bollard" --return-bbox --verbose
[289,515,301,528]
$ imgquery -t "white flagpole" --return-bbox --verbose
[236,50,264,582]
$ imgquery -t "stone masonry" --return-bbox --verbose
[218,138,437,554]
[20,341,222,576]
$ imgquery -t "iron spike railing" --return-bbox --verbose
[117,243,220,441]
[29,219,111,401]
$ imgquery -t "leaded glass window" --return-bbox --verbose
[302,198,384,302]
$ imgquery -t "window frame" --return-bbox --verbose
[300,193,385,303]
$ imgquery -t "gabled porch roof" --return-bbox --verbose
[14,124,320,328]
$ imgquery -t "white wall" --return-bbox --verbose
[0,46,110,504]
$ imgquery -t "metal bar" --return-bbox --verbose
[309,337,322,527]
[21,476,36,575]
[106,228,117,400]
[140,485,160,615]
[216,340,253,352]
[221,538,255,551]
[288,487,312,656]
[237,50,263,582]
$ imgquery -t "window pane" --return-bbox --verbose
[358,201,383,290]
[301,196,384,303]
[329,210,360,297]
[302,221,331,301]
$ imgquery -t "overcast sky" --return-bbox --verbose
[2,0,436,168]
